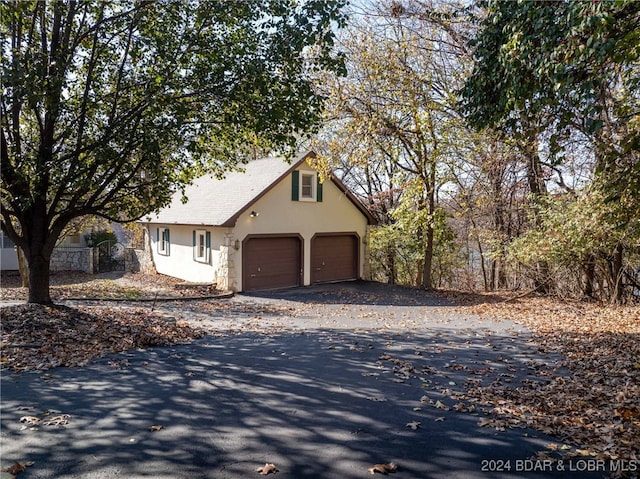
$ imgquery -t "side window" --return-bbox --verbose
[157,227,170,255]
[193,229,210,263]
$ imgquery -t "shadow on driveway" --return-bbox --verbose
[1,323,604,479]
[242,280,457,307]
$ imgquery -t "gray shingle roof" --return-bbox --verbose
[147,153,308,227]
[146,150,377,227]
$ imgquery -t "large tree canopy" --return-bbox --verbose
[0,0,346,303]
[459,0,640,302]
[460,0,639,188]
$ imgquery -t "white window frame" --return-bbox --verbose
[158,228,170,255]
[194,229,209,263]
[299,171,317,202]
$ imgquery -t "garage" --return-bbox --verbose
[242,236,302,291]
[311,234,358,284]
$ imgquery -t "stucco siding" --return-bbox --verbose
[232,166,368,290]
[150,225,223,283]
[1,248,18,270]
[144,158,372,291]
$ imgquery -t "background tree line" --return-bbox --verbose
[2,0,637,305]
[314,0,639,303]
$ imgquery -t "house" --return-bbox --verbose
[0,231,18,270]
[141,151,377,292]
[0,230,95,273]
[0,224,121,273]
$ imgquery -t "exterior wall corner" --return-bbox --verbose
[216,232,238,292]
[362,225,372,280]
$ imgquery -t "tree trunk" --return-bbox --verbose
[28,253,52,304]
[497,259,507,289]
[386,247,396,285]
[522,133,551,294]
[415,259,423,288]
[17,246,30,288]
[25,197,56,304]
[422,163,436,290]
[611,243,624,304]
[422,221,434,289]
[581,254,596,298]
[476,239,487,292]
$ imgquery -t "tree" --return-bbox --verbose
[460,0,640,198]
[460,0,640,301]
[1,0,346,304]
[508,187,640,302]
[447,134,529,292]
[460,0,639,156]
[316,0,473,289]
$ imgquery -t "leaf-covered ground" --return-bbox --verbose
[0,304,206,372]
[448,295,640,466]
[0,271,221,301]
[1,274,638,470]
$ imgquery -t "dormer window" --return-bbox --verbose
[291,170,323,202]
[300,172,315,200]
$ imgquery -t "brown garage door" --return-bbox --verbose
[311,234,358,284]
[243,236,301,291]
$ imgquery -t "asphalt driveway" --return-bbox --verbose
[1,282,605,478]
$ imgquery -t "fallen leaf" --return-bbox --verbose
[256,463,278,475]
[3,462,33,477]
[368,462,398,474]
[0,304,206,372]
[454,294,640,462]
[19,416,40,425]
[406,421,421,430]
[434,400,448,410]
[4,463,25,475]
[42,414,70,426]
[576,449,595,457]
[616,407,640,419]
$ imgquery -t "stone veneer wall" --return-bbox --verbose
[215,232,236,291]
[50,247,93,273]
[49,245,153,275]
[127,248,155,274]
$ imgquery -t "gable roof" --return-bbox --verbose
[146,151,377,227]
